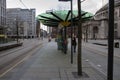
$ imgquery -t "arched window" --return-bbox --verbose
[93,26,98,33]
[93,26,98,39]
[114,31,118,39]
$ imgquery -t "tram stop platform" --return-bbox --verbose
[0,39,106,80]
[0,41,23,51]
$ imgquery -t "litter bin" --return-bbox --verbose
[115,42,119,48]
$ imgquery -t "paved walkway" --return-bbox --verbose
[0,39,106,80]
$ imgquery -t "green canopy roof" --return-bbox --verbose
[37,10,93,27]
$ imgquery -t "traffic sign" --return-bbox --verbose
[60,21,70,27]
[59,0,71,1]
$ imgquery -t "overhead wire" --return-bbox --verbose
[19,0,29,9]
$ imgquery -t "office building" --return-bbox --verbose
[6,8,36,38]
[0,0,6,35]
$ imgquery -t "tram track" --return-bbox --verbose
[0,40,41,57]
[0,42,43,77]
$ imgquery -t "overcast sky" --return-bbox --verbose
[7,0,108,16]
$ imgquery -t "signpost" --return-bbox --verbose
[59,0,71,1]
[60,21,70,27]
[70,0,73,64]
[58,0,73,63]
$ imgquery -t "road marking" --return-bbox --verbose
[97,64,102,67]
[85,59,89,62]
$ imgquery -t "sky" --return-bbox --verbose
[7,0,108,16]
[6,0,108,30]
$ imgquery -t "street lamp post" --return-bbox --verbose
[77,0,87,76]
[77,0,82,76]
[58,0,84,75]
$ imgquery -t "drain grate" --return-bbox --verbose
[72,72,89,78]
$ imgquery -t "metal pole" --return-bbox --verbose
[77,0,82,75]
[16,20,19,43]
[71,0,73,64]
[107,0,114,80]
[64,26,67,54]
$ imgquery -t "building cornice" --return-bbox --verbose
[95,0,120,15]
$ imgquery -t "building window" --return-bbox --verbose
[119,8,120,17]
[115,11,117,20]
[114,23,118,29]
[114,31,118,39]
[93,26,98,39]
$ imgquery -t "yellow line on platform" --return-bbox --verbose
[0,56,25,77]
[0,44,42,78]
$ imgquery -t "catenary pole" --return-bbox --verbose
[107,0,114,80]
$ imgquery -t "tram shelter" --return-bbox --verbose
[37,10,93,53]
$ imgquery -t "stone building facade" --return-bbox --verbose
[83,0,120,40]
[36,19,41,38]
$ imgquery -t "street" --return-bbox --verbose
[0,39,119,80]
[0,39,44,77]
[82,42,120,80]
